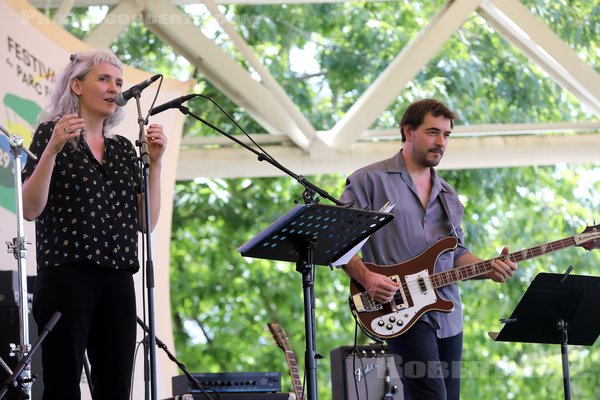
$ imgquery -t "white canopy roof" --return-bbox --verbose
[29,0,600,178]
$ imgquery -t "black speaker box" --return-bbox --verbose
[0,272,42,400]
[162,394,292,400]
[330,344,405,400]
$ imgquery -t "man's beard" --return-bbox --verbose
[419,147,444,167]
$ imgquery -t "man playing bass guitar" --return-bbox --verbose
[340,99,518,400]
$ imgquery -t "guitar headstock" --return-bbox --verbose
[267,322,292,352]
[575,223,600,251]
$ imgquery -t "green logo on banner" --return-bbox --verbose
[1,93,41,213]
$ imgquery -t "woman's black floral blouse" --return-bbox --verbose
[22,121,142,272]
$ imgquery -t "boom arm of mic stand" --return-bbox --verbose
[176,105,344,206]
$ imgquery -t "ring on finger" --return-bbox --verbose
[63,127,68,133]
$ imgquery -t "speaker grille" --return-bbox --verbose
[330,344,404,400]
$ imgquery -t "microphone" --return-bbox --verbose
[115,74,162,106]
[149,94,199,116]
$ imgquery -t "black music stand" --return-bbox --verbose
[489,272,600,400]
[238,203,393,400]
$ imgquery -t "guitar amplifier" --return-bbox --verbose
[163,393,293,400]
[330,344,405,400]
[172,372,281,395]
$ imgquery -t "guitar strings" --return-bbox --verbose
[367,236,576,305]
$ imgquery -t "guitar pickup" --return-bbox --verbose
[389,274,408,311]
[417,276,428,293]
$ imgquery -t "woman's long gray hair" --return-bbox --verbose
[39,49,125,135]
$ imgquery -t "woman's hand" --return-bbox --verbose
[145,124,167,165]
[49,114,84,155]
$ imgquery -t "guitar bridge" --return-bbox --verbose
[352,291,383,312]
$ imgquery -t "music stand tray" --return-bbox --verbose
[237,203,393,266]
[490,272,600,400]
[238,203,393,400]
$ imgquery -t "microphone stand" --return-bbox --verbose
[0,124,38,400]
[173,105,342,206]
[131,93,158,400]
[172,105,342,400]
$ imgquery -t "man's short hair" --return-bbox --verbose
[399,99,458,142]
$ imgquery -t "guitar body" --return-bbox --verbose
[349,223,600,341]
[350,236,458,340]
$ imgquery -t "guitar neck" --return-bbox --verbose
[267,322,304,400]
[284,351,303,400]
[431,235,577,288]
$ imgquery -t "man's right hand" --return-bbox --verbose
[362,270,401,304]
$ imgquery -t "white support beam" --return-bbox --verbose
[143,0,311,149]
[30,0,361,7]
[84,0,144,48]
[324,0,483,152]
[480,0,600,116]
[176,133,600,179]
[202,0,317,145]
[362,121,600,139]
[53,0,75,23]
[183,121,600,146]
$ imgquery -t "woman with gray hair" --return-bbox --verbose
[21,49,167,400]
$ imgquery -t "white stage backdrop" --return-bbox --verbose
[0,0,192,397]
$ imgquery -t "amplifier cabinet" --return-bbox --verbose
[163,394,293,400]
[330,344,405,400]
[172,372,281,395]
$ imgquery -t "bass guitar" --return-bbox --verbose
[349,224,600,340]
[267,322,304,400]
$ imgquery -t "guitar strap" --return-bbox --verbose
[438,190,462,245]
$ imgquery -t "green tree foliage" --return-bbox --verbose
[53,1,600,398]
[170,165,600,399]
[446,166,600,398]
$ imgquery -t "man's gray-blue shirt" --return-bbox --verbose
[340,150,470,338]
